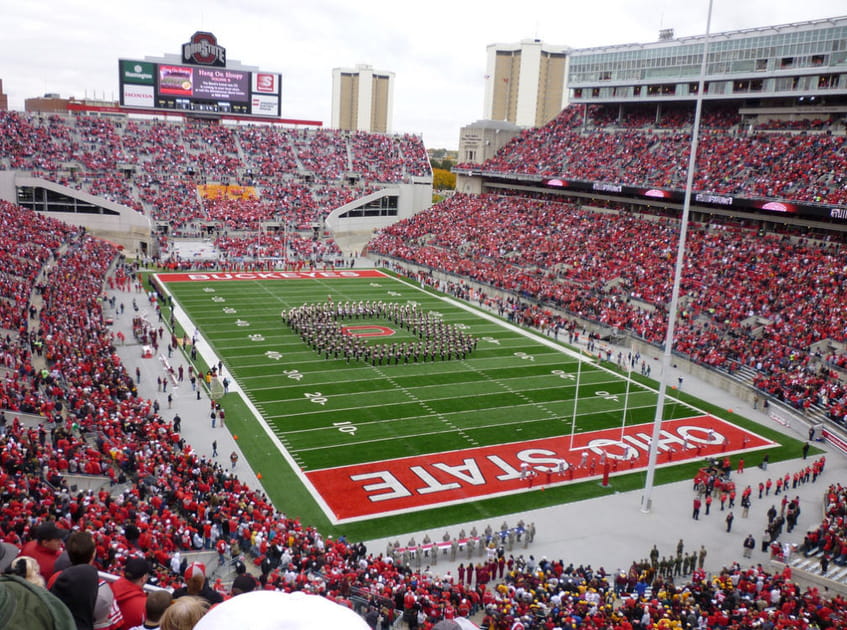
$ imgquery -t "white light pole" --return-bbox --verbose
[642,0,714,513]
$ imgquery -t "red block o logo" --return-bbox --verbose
[341,325,395,338]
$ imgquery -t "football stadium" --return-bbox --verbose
[1,10,847,630]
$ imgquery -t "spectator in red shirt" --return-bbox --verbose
[20,521,66,582]
[110,557,151,630]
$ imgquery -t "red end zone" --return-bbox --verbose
[156,269,387,283]
[306,416,775,522]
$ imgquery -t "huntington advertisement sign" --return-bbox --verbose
[121,61,155,85]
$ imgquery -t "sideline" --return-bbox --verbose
[150,275,338,522]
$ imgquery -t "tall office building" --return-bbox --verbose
[484,39,571,127]
[331,64,395,133]
[0,80,8,110]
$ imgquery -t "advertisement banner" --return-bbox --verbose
[539,177,847,223]
[252,72,280,94]
[250,94,280,117]
[121,60,155,85]
[198,184,257,200]
[122,84,155,108]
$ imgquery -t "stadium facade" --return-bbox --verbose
[569,16,847,106]
[456,119,523,165]
[457,15,847,223]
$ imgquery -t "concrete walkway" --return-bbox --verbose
[107,280,261,492]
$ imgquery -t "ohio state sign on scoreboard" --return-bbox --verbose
[182,31,226,67]
[119,31,281,118]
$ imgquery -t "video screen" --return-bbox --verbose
[193,68,249,102]
[158,65,194,96]
[157,64,249,102]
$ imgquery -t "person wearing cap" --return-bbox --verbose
[172,562,223,607]
[21,521,66,581]
[110,557,151,630]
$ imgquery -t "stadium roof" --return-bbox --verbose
[464,119,522,131]
[570,15,847,55]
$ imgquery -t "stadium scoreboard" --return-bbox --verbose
[119,31,281,118]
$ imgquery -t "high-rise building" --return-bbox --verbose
[331,64,395,133]
[484,39,571,127]
[0,80,8,110]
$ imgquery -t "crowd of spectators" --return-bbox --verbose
[0,111,74,171]
[457,103,847,206]
[0,110,431,236]
[212,231,344,267]
[4,99,847,626]
[368,192,847,423]
[0,199,845,628]
[471,557,845,629]
[800,483,847,567]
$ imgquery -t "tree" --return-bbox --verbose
[432,168,456,191]
[429,157,456,171]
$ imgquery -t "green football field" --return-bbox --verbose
[153,269,803,540]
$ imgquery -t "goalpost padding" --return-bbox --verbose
[209,377,225,400]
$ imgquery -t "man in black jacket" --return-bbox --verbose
[743,534,755,558]
[49,531,101,630]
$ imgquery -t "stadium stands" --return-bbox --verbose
[368,192,847,424]
[458,104,847,205]
[0,111,431,237]
[2,99,847,627]
[0,152,846,628]
[213,232,343,266]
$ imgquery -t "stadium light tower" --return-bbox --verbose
[641,0,714,513]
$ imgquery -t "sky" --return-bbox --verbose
[0,0,843,149]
